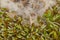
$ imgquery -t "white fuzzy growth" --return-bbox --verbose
[0,0,19,11]
[0,0,57,25]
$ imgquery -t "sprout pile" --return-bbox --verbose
[0,4,60,40]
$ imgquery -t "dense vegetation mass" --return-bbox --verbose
[0,3,60,40]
